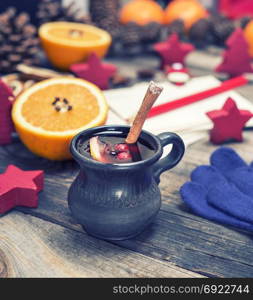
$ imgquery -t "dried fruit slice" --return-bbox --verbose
[89,136,109,163]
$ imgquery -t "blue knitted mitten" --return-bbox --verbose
[180,147,253,232]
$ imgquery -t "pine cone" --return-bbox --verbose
[120,23,142,46]
[90,0,120,39]
[141,22,162,43]
[90,0,119,21]
[37,0,91,25]
[209,14,235,45]
[239,16,252,29]
[165,19,185,39]
[189,18,213,48]
[0,7,39,74]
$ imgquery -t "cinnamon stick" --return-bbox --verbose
[125,81,163,144]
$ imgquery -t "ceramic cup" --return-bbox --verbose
[68,125,185,240]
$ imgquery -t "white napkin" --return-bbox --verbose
[105,75,253,146]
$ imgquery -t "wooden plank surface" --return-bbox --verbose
[1,132,253,277]
[1,53,253,278]
[0,212,201,278]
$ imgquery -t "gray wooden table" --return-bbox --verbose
[1,52,253,278]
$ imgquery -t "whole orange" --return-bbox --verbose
[244,20,253,57]
[119,0,165,25]
[164,0,207,30]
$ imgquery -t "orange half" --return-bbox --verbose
[39,22,112,70]
[12,77,108,160]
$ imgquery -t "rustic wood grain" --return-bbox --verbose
[0,212,201,278]
[1,132,253,277]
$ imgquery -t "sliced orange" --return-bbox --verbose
[90,136,108,163]
[39,22,112,70]
[12,78,108,160]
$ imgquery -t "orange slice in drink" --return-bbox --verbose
[89,136,108,163]
[12,78,108,160]
[39,22,112,70]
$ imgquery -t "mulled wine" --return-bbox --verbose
[68,81,185,241]
[77,134,156,164]
[77,81,163,164]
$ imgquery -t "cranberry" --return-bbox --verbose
[114,143,129,152]
[117,151,131,160]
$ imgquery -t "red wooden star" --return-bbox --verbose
[0,79,14,145]
[153,33,195,69]
[70,53,117,90]
[206,97,253,144]
[0,165,44,214]
[215,28,253,77]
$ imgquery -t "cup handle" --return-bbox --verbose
[153,132,185,184]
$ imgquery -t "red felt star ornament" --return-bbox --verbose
[0,165,44,214]
[206,97,253,144]
[153,33,195,69]
[0,79,15,145]
[70,53,117,90]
